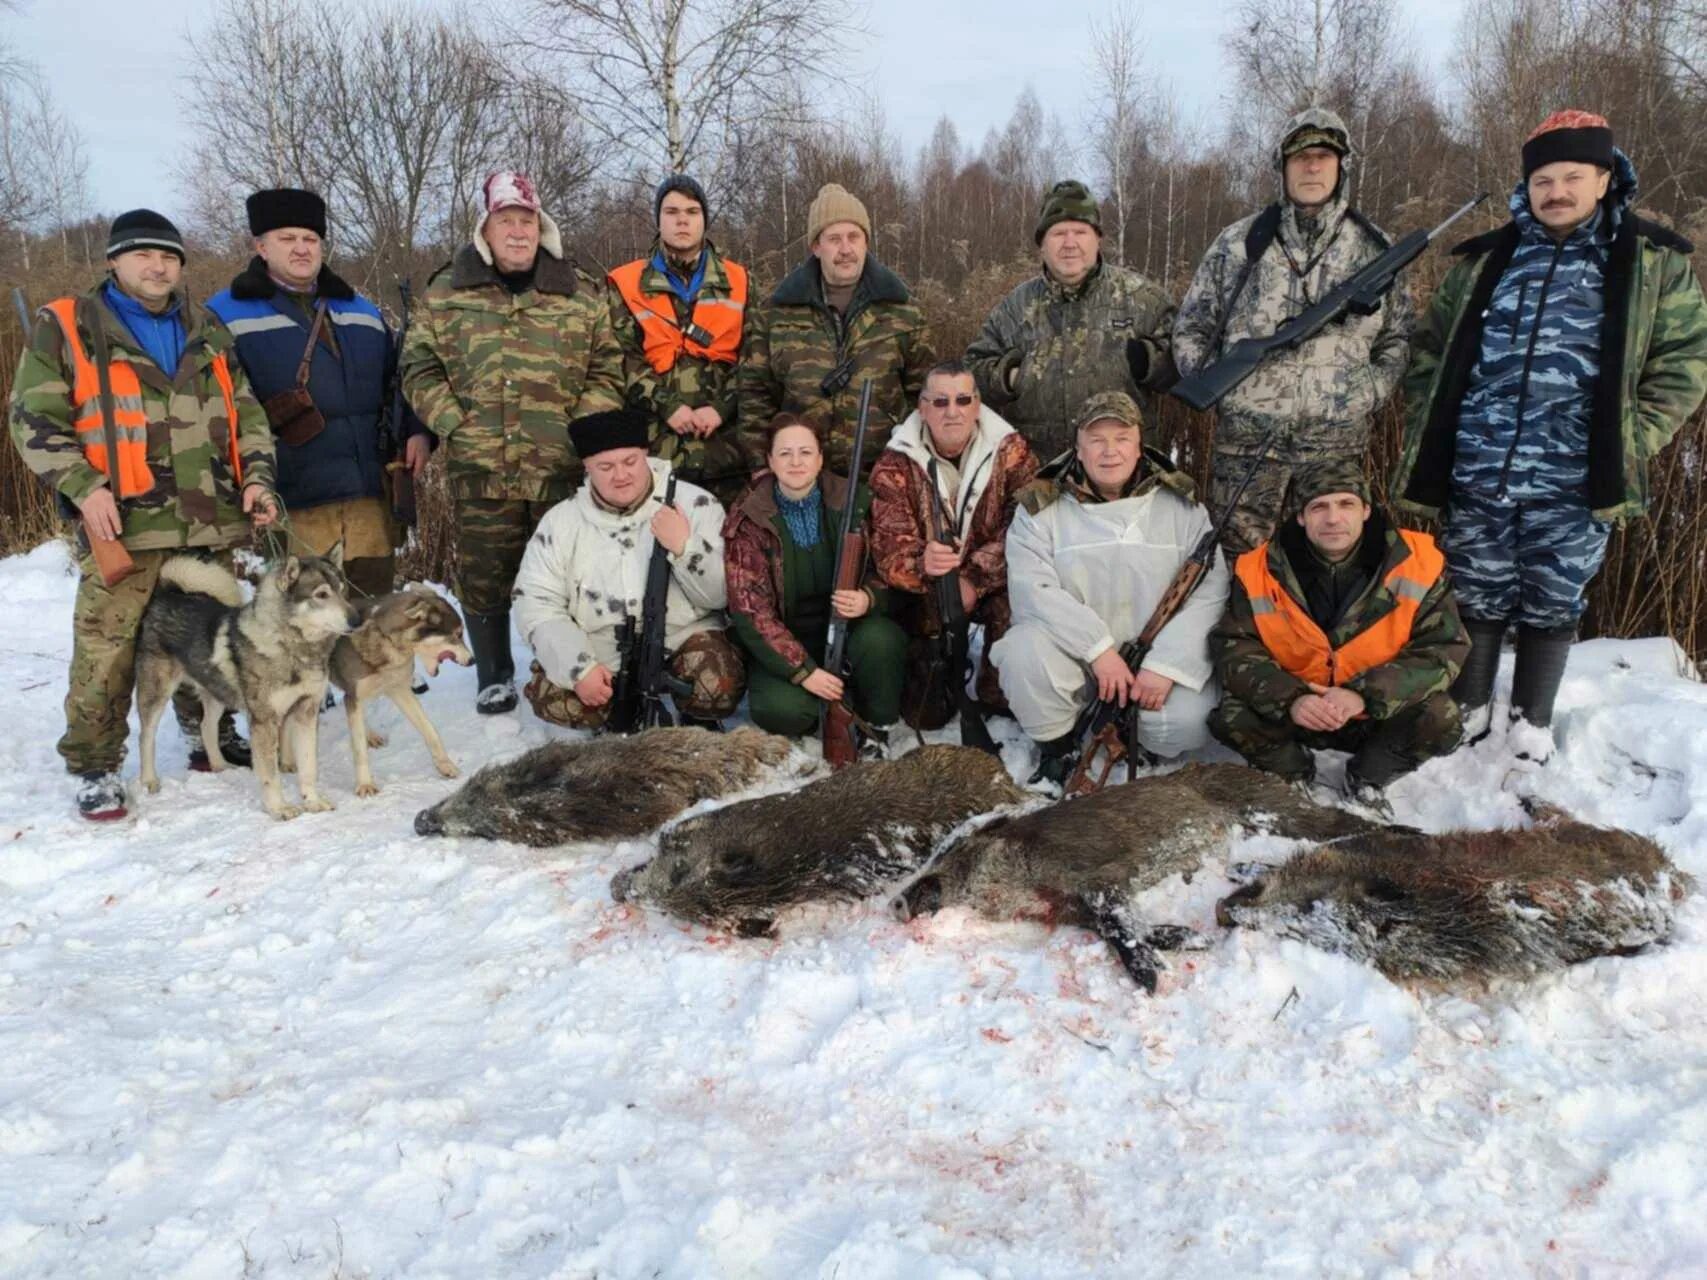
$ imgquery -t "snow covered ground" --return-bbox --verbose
[2,538,1706,1279]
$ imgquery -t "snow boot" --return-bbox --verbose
[1509,623,1574,763]
[1028,732,1078,789]
[188,713,252,771]
[76,771,127,821]
[1452,616,1507,744]
[465,609,518,715]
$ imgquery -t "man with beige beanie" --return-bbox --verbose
[738,182,936,476]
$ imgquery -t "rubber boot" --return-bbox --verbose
[1509,623,1574,762]
[1452,615,1508,744]
[1028,732,1078,788]
[464,609,518,715]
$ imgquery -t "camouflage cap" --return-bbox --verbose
[1073,390,1143,434]
[1276,107,1352,164]
[1035,180,1102,244]
[1291,458,1371,509]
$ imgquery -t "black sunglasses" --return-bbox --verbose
[923,394,976,409]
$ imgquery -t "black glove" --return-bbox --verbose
[1125,337,1150,386]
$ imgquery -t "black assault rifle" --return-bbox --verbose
[820,378,875,769]
[381,277,418,528]
[917,456,997,755]
[607,473,692,733]
[1062,430,1280,796]
[1171,193,1488,411]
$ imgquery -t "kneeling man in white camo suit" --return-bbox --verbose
[512,407,745,729]
[993,391,1228,784]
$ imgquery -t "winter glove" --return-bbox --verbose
[1126,337,1151,386]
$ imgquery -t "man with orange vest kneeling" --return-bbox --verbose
[608,174,750,506]
[8,209,279,820]
[1208,460,1469,804]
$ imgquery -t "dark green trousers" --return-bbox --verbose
[747,616,909,736]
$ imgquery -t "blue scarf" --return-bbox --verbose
[775,483,823,548]
[104,280,185,375]
[652,246,707,303]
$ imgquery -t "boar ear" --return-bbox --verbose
[735,917,775,939]
[1363,876,1409,903]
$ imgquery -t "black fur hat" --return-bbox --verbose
[247,188,327,238]
[569,408,650,459]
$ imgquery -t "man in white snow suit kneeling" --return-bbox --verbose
[993,391,1229,785]
[511,408,745,729]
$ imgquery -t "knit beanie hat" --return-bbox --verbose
[106,209,185,262]
[247,188,327,238]
[1073,390,1143,434]
[654,173,710,228]
[1291,458,1371,509]
[569,407,650,459]
[1522,110,1614,178]
[1035,180,1102,244]
[806,183,870,246]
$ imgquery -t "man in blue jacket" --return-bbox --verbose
[208,188,428,597]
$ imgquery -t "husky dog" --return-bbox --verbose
[136,552,359,819]
[329,584,473,795]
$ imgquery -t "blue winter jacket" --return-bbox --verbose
[1451,151,1638,502]
[207,258,425,513]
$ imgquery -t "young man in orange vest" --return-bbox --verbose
[1208,460,1469,803]
[8,209,279,820]
[607,174,749,505]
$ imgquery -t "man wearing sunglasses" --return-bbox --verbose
[869,359,1042,717]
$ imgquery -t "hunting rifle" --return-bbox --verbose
[920,455,997,754]
[1171,193,1488,412]
[382,277,417,528]
[820,378,875,769]
[608,473,693,734]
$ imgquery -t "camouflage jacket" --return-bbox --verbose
[723,471,888,681]
[609,241,747,488]
[1395,164,1707,523]
[401,243,625,501]
[736,257,936,476]
[868,408,1040,615]
[1212,511,1468,721]
[965,260,1177,460]
[8,281,275,552]
[1173,188,1411,460]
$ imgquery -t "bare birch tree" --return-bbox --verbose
[513,0,858,185]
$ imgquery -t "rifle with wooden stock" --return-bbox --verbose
[1062,429,1279,797]
[820,378,875,769]
[382,277,417,529]
[919,455,997,755]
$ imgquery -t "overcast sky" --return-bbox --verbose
[5,0,1467,218]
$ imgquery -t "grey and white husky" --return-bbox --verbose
[136,551,359,819]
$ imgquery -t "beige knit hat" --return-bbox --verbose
[806,183,871,246]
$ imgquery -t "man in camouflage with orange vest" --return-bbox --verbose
[608,174,750,506]
[1208,460,1467,804]
[8,209,279,821]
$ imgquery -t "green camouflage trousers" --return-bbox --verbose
[453,497,556,616]
[60,547,227,775]
[1210,450,1302,558]
[1208,689,1462,787]
[522,629,747,728]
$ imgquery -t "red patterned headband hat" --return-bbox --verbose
[1522,110,1614,178]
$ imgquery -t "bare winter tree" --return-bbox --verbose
[513,0,859,186]
[1089,3,1144,266]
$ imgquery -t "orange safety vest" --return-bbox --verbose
[1235,528,1446,688]
[608,257,747,374]
[44,297,242,499]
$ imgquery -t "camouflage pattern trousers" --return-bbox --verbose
[1437,491,1611,627]
[1209,689,1462,787]
[522,629,747,729]
[59,546,229,775]
[453,498,556,616]
[1210,450,1305,558]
